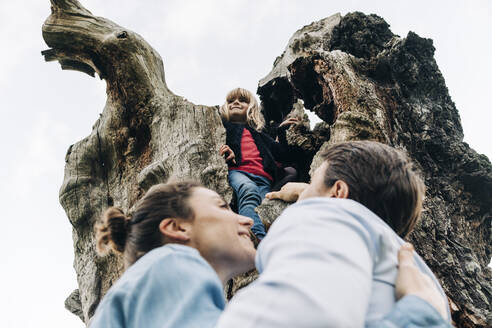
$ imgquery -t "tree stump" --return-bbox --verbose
[42,1,491,327]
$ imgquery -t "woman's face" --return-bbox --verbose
[187,187,256,280]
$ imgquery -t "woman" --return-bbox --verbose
[91,181,255,327]
[90,179,450,327]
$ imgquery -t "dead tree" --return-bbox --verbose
[42,1,491,327]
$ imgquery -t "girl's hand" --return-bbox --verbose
[396,243,448,319]
[279,117,300,128]
[219,145,236,164]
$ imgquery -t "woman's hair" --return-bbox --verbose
[219,87,265,131]
[95,181,201,268]
[320,141,425,238]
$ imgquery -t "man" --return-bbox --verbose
[216,141,451,327]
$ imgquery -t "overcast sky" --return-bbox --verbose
[0,1,490,327]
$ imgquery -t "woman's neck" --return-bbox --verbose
[208,258,253,286]
[217,270,231,287]
[208,262,234,286]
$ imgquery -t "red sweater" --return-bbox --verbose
[229,128,273,181]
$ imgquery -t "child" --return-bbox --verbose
[219,88,297,240]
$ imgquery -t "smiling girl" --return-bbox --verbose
[219,88,298,239]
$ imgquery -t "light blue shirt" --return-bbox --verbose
[90,244,224,328]
[216,197,451,327]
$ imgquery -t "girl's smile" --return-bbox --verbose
[227,97,249,122]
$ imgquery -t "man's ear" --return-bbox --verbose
[329,180,349,199]
[159,218,191,243]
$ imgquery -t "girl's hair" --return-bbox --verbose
[95,181,201,268]
[219,88,265,131]
[320,141,425,238]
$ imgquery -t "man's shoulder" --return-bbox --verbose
[289,198,388,226]
[285,197,374,220]
[274,198,395,253]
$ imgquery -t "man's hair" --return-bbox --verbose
[219,87,265,131]
[320,141,425,237]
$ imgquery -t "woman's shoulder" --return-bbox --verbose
[91,245,224,327]
[106,245,207,289]
[103,245,219,300]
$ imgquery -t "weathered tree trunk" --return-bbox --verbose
[43,0,231,323]
[256,13,492,327]
[42,1,491,327]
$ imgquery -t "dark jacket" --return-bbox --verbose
[223,120,292,182]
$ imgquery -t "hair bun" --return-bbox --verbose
[95,207,130,256]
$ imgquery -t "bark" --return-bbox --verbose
[257,13,492,327]
[42,2,491,327]
[43,0,230,324]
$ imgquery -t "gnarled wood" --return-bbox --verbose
[43,0,230,324]
[42,2,491,327]
[257,13,491,327]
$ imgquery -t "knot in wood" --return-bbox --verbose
[117,31,128,39]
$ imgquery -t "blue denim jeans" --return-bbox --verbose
[228,170,271,239]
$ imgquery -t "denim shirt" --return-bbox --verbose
[217,197,452,327]
[90,244,224,328]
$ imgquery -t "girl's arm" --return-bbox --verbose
[261,131,293,163]
[275,117,300,144]
[259,117,300,163]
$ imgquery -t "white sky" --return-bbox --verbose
[0,1,490,327]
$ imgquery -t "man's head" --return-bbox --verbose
[300,141,425,237]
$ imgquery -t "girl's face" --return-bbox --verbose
[227,95,249,123]
[186,187,256,280]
